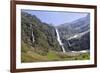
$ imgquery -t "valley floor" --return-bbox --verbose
[21,50,90,63]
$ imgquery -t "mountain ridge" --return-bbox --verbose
[56,14,90,51]
[21,11,90,62]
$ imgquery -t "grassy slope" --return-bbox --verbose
[21,12,90,63]
[21,42,90,63]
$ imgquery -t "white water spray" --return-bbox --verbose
[32,30,35,43]
[55,28,66,53]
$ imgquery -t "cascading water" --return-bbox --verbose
[32,30,35,43]
[55,28,66,53]
[68,41,71,47]
[30,24,35,43]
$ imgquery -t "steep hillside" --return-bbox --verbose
[21,11,90,62]
[21,11,62,56]
[57,14,90,51]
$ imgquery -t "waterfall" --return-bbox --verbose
[30,24,35,43]
[55,28,66,53]
[32,30,35,43]
[68,41,71,47]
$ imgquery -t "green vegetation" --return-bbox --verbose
[21,11,62,56]
[21,42,90,62]
[21,11,90,63]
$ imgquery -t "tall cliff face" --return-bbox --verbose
[21,11,90,62]
[57,14,90,51]
[21,12,62,55]
[21,11,90,53]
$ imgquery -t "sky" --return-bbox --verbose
[22,9,89,26]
